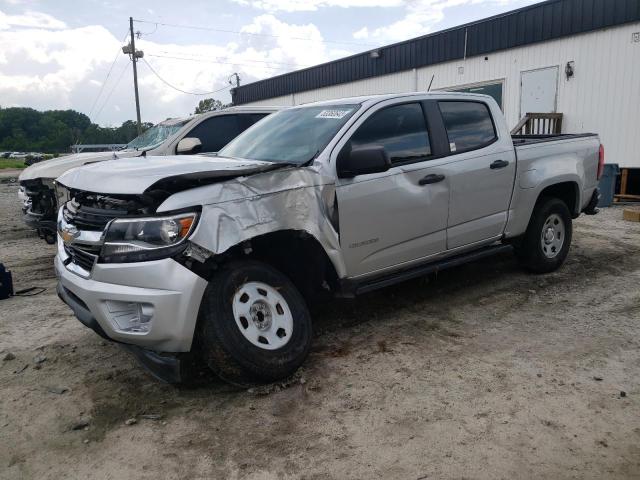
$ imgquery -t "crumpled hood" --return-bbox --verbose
[18,150,141,181]
[56,154,281,194]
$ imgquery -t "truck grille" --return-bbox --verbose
[64,244,100,272]
[60,190,158,272]
[63,191,152,231]
[63,203,126,231]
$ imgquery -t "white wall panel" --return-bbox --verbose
[244,23,640,167]
[293,72,416,105]
[243,94,294,107]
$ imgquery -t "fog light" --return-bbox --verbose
[105,300,153,333]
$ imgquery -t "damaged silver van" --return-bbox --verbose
[54,92,602,384]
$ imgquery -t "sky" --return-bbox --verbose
[0,0,539,127]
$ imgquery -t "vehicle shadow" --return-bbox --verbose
[309,251,522,334]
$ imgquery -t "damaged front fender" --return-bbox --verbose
[157,166,347,279]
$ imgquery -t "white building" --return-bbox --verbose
[232,0,640,169]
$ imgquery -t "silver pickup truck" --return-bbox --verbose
[54,92,602,384]
[18,106,276,243]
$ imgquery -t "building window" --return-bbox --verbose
[446,81,503,110]
[438,101,497,153]
[349,103,431,164]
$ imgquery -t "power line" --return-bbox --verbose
[146,53,291,71]
[133,18,376,47]
[88,30,130,121]
[135,22,157,38]
[149,50,312,68]
[141,58,231,96]
[92,61,130,123]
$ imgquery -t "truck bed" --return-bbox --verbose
[511,133,598,146]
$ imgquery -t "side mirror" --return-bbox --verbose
[337,145,392,179]
[176,137,202,154]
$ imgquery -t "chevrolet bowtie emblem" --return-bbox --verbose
[60,224,79,245]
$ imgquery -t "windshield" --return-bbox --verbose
[126,120,189,150]
[219,104,360,164]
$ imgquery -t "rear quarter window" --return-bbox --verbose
[438,101,497,154]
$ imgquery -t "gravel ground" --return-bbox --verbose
[1,175,639,480]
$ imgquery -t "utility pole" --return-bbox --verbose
[123,17,143,135]
[229,73,241,88]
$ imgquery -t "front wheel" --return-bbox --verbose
[197,260,312,385]
[515,197,573,273]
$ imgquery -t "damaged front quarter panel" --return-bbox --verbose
[156,165,347,279]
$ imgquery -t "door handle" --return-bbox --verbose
[490,160,510,169]
[418,174,445,185]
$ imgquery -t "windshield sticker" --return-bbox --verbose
[450,142,457,152]
[316,109,352,119]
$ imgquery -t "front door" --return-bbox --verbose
[335,101,450,278]
[520,66,559,117]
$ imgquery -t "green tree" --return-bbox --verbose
[194,98,230,114]
[0,107,153,153]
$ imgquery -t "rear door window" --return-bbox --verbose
[348,103,431,164]
[438,101,497,153]
[184,115,242,153]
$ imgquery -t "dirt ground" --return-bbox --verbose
[1,174,639,480]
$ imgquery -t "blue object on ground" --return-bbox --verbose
[597,164,619,207]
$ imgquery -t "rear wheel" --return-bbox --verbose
[515,197,572,273]
[197,260,312,386]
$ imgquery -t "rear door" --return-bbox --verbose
[335,100,450,278]
[436,100,516,249]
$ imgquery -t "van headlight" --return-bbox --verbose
[100,212,198,263]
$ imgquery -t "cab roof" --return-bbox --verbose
[290,91,492,109]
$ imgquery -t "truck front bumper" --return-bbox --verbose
[55,241,208,381]
[23,210,57,242]
[19,186,57,243]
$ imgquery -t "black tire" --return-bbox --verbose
[515,197,573,274]
[197,259,312,386]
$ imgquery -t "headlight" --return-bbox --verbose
[53,181,70,207]
[100,212,197,263]
[17,186,29,206]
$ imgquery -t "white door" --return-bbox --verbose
[520,66,558,116]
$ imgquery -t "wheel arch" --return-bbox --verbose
[536,180,580,216]
[504,178,581,240]
[214,229,343,300]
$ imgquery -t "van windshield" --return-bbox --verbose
[219,104,359,165]
[126,120,189,150]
